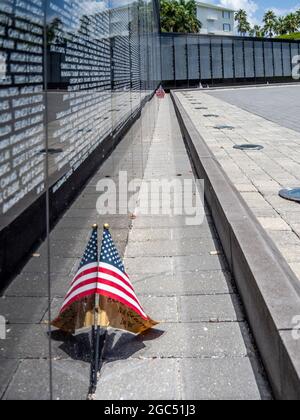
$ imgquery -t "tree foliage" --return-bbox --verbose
[160,0,202,33]
[238,7,300,38]
[234,9,251,36]
[263,10,277,37]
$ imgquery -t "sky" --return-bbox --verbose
[209,0,300,25]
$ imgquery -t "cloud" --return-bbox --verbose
[218,0,259,25]
[268,3,300,17]
[81,0,107,13]
[219,0,258,15]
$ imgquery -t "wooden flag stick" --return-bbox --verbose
[94,294,101,382]
[89,223,110,395]
[95,224,110,377]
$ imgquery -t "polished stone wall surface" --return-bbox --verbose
[161,33,300,88]
[0,0,46,230]
[0,0,161,282]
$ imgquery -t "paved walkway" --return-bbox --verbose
[0,95,271,400]
[176,89,300,284]
[95,96,271,400]
[208,85,300,133]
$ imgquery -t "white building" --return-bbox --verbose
[197,2,235,36]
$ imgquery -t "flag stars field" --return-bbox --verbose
[100,230,125,272]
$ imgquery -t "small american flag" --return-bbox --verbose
[52,225,158,334]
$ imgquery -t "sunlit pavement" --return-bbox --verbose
[177,87,300,284]
[95,96,271,401]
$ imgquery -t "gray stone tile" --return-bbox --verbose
[129,228,173,242]
[173,255,228,272]
[103,322,254,360]
[22,256,78,275]
[0,297,48,324]
[42,297,63,323]
[141,296,178,323]
[125,257,173,275]
[4,272,73,298]
[179,294,244,322]
[129,226,217,242]
[0,325,91,361]
[0,325,51,359]
[60,217,131,230]
[38,240,127,259]
[126,238,221,258]
[132,215,211,229]
[50,227,91,242]
[181,358,272,400]
[50,227,128,244]
[96,359,180,400]
[3,359,90,400]
[131,270,234,296]
[172,226,217,239]
[0,359,19,399]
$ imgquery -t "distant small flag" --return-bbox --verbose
[97,226,158,334]
[156,85,166,99]
[51,226,99,333]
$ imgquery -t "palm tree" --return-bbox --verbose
[263,10,277,37]
[275,16,288,36]
[283,13,299,34]
[249,25,265,38]
[296,9,300,27]
[160,0,177,32]
[235,9,251,36]
[160,0,202,33]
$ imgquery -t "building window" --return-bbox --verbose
[223,11,231,19]
[223,23,231,32]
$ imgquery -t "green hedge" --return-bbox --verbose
[276,33,300,40]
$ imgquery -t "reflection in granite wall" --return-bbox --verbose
[47,0,161,183]
[0,0,161,236]
[0,0,161,282]
[0,0,46,230]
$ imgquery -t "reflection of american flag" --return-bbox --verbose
[98,229,148,320]
[60,228,99,314]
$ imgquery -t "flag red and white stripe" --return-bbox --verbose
[52,226,158,334]
[98,262,148,320]
[59,264,148,321]
[60,262,99,314]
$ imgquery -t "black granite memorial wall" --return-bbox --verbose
[161,33,300,89]
[0,0,161,286]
